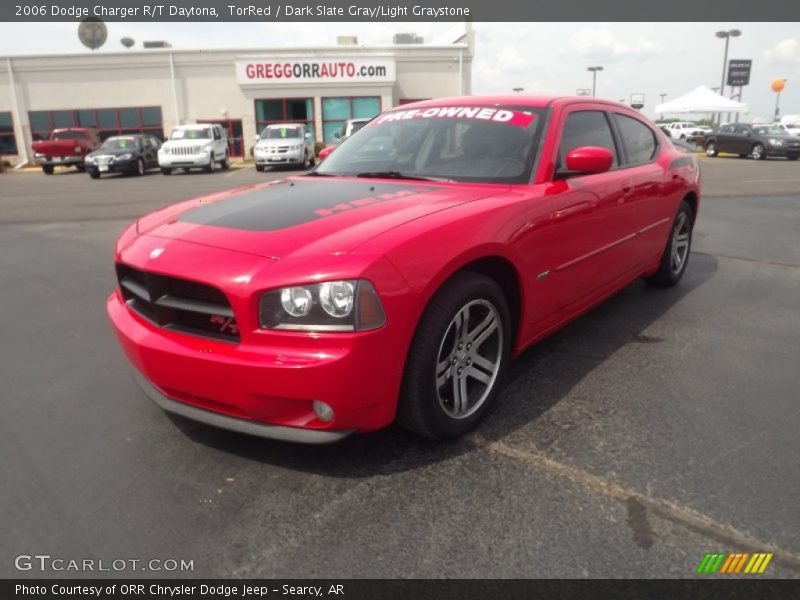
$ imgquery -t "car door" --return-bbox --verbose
[714,124,735,152]
[610,111,672,267]
[735,125,753,154]
[545,107,638,311]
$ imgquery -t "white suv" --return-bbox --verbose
[254,123,315,171]
[158,124,230,174]
[665,122,699,139]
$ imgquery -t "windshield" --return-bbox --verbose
[754,126,785,135]
[315,105,546,184]
[170,127,211,140]
[100,137,140,150]
[261,126,302,139]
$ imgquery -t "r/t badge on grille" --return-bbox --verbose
[150,247,165,259]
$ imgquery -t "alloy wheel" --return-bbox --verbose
[435,299,503,419]
[670,211,691,276]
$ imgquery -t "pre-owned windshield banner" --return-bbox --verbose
[3,0,795,21]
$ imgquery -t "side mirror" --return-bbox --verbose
[564,146,614,174]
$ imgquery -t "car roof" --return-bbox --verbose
[174,124,214,129]
[393,95,636,111]
[264,123,303,128]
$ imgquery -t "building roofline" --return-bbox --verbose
[1,43,469,62]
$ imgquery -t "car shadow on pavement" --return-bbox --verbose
[169,252,719,478]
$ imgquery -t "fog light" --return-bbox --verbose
[312,400,334,423]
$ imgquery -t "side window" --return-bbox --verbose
[559,110,619,170]
[213,126,222,141]
[613,114,657,165]
[719,125,734,134]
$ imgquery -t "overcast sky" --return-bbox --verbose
[1,21,799,121]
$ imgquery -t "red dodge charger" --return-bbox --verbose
[108,96,700,442]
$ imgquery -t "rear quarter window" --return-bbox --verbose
[613,114,658,165]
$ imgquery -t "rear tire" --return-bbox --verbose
[136,158,145,176]
[751,143,766,160]
[705,142,717,157]
[397,272,510,440]
[255,165,265,172]
[42,165,54,175]
[221,152,230,170]
[161,168,172,175]
[645,201,694,287]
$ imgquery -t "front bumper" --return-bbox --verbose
[159,154,211,168]
[132,369,353,443]
[254,149,304,165]
[107,288,400,441]
[87,159,137,173]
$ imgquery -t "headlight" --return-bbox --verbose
[768,138,784,146]
[85,155,95,163]
[260,280,386,332]
[161,147,171,154]
[118,153,133,160]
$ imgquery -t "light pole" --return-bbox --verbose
[774,78,788,121]
[715,29,741,124]
[659,93,667,121]
[587,66,603,97]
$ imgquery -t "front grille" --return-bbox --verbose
[95,155,115,165]
[116,264,239,342]
[170,146,202,156]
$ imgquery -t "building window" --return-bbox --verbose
[321,96,381,142]
[0,112,18,155]
[255,98,314,140]
[28,106,164,141]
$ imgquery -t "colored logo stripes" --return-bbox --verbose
[696,552,773,574]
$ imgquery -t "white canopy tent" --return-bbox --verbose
[654,85,748,115]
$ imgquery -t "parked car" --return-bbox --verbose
[253,123,315,171]
[704,123,800,160]
[773,123,800,136]
[339,118,370,139]
[108,96,699,443]
[84,134,161,179]
[663,122,699,140]
[158,124,230,174]
[31,128,100,175]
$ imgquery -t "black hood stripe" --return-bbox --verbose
[177,179,439,232]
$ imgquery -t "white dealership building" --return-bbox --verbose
[0,31,474,165]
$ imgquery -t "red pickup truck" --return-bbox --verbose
[31,128,101,174]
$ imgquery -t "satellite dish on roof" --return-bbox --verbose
[121,37,135,49]
[78,17,107,51]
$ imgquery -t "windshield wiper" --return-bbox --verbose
[355,171,451,183]
[305,171,335,177]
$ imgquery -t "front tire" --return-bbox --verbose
[221,152,230,170]
[397,272,510,440]
[89,170,100,179]
[42,165,54,175]
[135,158,145,176]
[161,167,172,175]
[204,153,216,173]
[255,164,265,172]
[646,201,694,287]
[751,143,766,160]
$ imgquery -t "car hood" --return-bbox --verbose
[140,177,508,259]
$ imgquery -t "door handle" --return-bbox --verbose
[621,179,634,195]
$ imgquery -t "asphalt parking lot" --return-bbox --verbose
[1,157,799,578]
